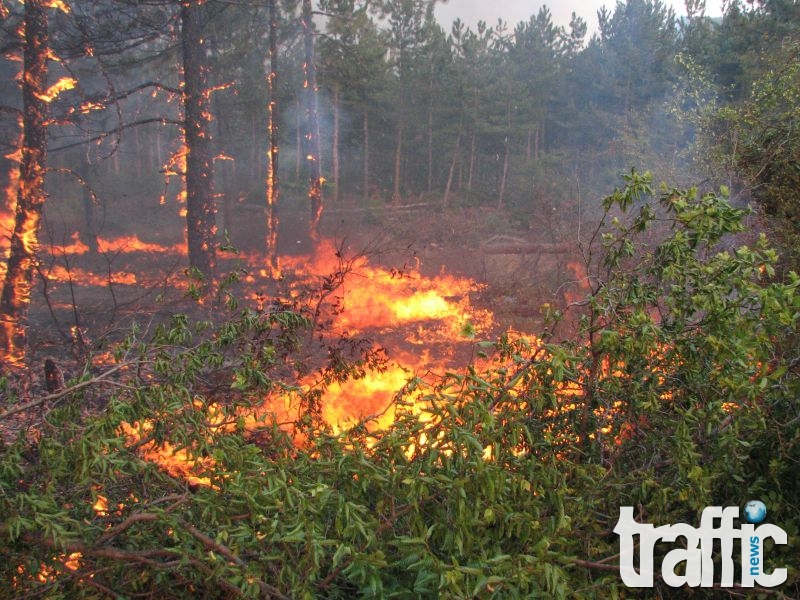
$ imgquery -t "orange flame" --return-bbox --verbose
[44,0,71,13]
[36,76,76,103]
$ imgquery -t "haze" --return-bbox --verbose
[436,0,725,34]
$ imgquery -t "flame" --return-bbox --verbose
[36,76,76,103]
[99,236,673,483]
[44,0,71,12]
[47,264,138,286]
[96,235,185,255]
[281,239,493,339]
[563,260,590,305]
[120,421,214,488]
[92,493,109,517]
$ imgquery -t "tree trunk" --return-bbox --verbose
[0,0,49,366]
[443,123,461,207]
[427,68,434,194]
[526,127,532,161]
[362,109,369,201]
[332,84,340,203]
[393,124,403,201]
[295,99,301,181]
[497,137,509,209]
[265,0,280,275]
[467,130,476,192]
[181,0,216,284]
[302,0,323,242]
[497,98,512,209]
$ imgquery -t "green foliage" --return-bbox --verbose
[2,173,799,598]
[701,38,800,271]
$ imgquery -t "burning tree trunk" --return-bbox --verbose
[0,0,49,366]
[265,0,280,276]
[181,0,216,285]
[302,0,323,242]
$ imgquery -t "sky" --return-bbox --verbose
[434,0,726,37]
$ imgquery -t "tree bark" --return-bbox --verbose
[467,130,476,192]
[427,67,434,194]
[362,109,369,201]
[497,98,512,209]
[181,0,216,285]
[265,0,280,275]
[302,0,323,242]
[443,123,461,206]
[393,124,403,201]
[332,84,340,203]
[0,0,49,366]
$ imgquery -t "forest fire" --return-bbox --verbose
[109,235,500,481]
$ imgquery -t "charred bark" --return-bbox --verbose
[181,0,216,285]
[0,0,49,366]
[302,0,323,242]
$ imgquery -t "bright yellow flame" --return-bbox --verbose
[44,0,71,12]
[36,77,76,103]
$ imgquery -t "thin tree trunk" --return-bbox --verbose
[497,98,512,209]
[427,66,434,194]
[362,109,369,201]
[134,126,142,177]
[526,127,532,161]
[539,120,544,158]
[302,0,323,242]
[467,130,476,191]
[80,160,99,254]
[497,137,509,209]
[0,0,49,365]
[181,0,216,284]
[295,99,301,181]
[332,84,340,203]
[393,124,403,201]
[265,0,280,275]
[443,122,462,207]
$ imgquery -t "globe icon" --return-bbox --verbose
[744,500,767,524]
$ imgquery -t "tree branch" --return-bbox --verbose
[48,118,182,153]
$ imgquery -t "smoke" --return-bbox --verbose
[435,0,726,35]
